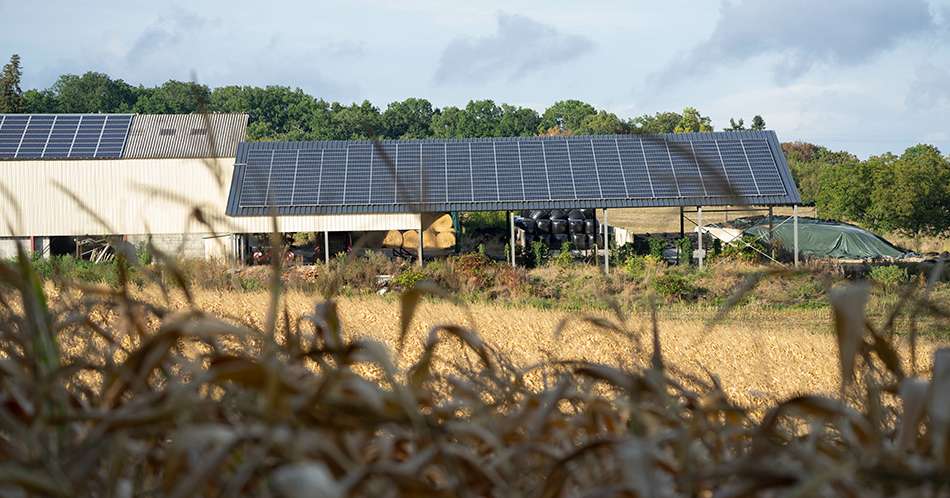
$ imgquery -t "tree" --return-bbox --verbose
[132,80,211,114]
[496,104,540,137]
[459,100,502,137]
[629,111,682,133]
[673,107,712,133]
[724,118,745,131]
[539,100,596,133]
[382,98,434,139]
[0,54,24,113]
[211,85,325,140]
[23,89,58,113]
[52,72,137,113]
[430,106,465,138]
[750,115,766,131]
[575,110,624,135]
[814,157,873,222]
[866,145,950,239]
[330,100,383,139]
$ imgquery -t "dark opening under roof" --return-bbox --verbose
[226,130,801,216]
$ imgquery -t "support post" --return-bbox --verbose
[604,208,610,275]
[793,204,800,267]
[679,207,685,238]
[697,206,704,269]
[509,211,516,267]
[324,231,330,266]
[768,206,775,259]
[417,216,424,267]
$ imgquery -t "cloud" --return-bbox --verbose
[906,62,950,109]
[651,0,936,87]
[126,9,209,63]
[433,13,594,84]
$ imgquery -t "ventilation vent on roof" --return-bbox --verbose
[190,128,208,135]
[159,128,176,136]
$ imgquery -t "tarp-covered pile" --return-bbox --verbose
[704,216,907,260]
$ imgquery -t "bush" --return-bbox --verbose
[868,265,908,287]
[648,237,666,259]
[392,268,427,289]
[552,242,573,268]
[676,237,692,265]
[530,240,550,268]
[653,272,701,301]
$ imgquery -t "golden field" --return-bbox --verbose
[156,287,947,409]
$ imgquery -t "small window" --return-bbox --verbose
[190,128,208,135]
[159,128,176,136]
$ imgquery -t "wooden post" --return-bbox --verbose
[793,204,800,267]
[603,208,610,275]
[679,207,685,238]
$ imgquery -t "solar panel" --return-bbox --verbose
[228,131,801,215]
[0,114,133,160]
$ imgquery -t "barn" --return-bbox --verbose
[0,113,421,260]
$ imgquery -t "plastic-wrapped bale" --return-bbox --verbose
[522,218,537,233]
[514,217,530,230]
[568,209,585,221]
[551,233,571,248]
[537,219,552,233]
[549,209,566,220]
[572,233,589,250]
[529,210,550,220]
[581,208,595,219]
[568,219,585,233]
[551,219,568,235]
[586,234,597,249]
[584,219,597,234]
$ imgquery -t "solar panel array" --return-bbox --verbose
[0,114,133,159]
[228,132,800,215]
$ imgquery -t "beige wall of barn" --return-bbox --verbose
[0,158,421,237]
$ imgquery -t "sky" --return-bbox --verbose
[2,0,950,157]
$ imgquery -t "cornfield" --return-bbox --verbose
[1,234,949,497]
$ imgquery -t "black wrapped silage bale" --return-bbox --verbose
[549,209,566,220]
[568,219,585,233]
[572,233,588,250]
[580,208,595,219]
[567,209,585,221]
[586,234,597,248]
[551,233,571,247]
[537,219,552,233]
[514,217,529,230]
[584,219,597,234]
[529,210,550,220]
[522,218,537,233]
[551,219,568,234]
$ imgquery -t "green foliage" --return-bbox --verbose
[673,107,712,133]
[653,272,700,301]
[630,111,682,134]
[477,243,487,257]
[132,80,210,114]
[392,268,426,289]
[0,54,24,113]
[814,158,873,222]
[382,98,434,139]
[611,243,638,264]
[725,118,745,131]
[676,237,693,265]
[866,144,950,238]
[496,104,541,137]
[623,255,647,279]
[717,235,767,262]
[868,265,908,287]
[575,110,625,135]
[463,211,507,232]
[539,100,596,133]
[552,242,573,268]
[51,72,137,113]
[750,115,766,130]
[648,237,666,259]
[530,240,550,268]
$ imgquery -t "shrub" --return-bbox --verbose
[552,242,573,268]
[392,268,427,289]
[868,264,908,287]
[648,237,666,259]
[530,240,550,268]
[676,236,692,265]
[653,271,701,301]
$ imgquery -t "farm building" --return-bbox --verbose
[0,113,421,260]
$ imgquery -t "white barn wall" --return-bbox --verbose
[0,157,421,239]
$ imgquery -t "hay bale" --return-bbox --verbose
[382,230,403,248]
[402,230,420,250]
[423,213,454,233]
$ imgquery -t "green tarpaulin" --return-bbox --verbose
[723,216,906,260]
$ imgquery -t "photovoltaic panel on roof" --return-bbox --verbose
[0,114,133,159]
[225,131,802,216]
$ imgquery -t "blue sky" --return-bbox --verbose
[2,0,949,157]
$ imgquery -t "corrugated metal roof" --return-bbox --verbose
[226,130,802,216]
[123,113,247,159]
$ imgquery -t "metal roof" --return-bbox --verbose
[123,113,247,159]
[226,130,801,216]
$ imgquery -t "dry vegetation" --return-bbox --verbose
[2,239,950,497]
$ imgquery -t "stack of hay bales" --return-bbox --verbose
[382,213,456,252]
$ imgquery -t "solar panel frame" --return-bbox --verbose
[227,131,801,216]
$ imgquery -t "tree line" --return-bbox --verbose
[2,54,948,241]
